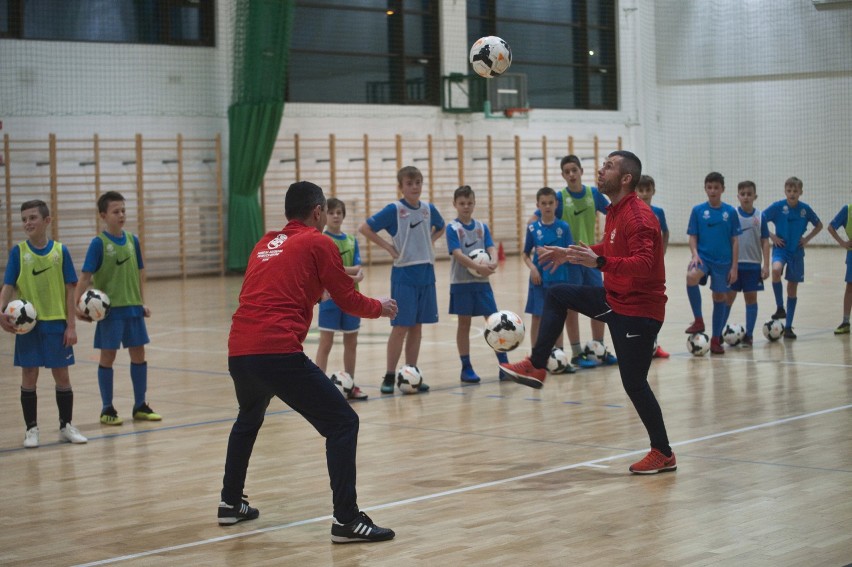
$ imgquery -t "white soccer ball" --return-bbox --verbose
[467,248,492,277]
[583,340,607,363]
[484,310,525,352]
[547,347,569,374]
[723,323,746,346]
[469,36,512,78]
[396,364,423,395]
[762,319,784,341]
[330,371,354,397]
[687,332,711,356]
[78,289,111,321]
[4,299,37,334]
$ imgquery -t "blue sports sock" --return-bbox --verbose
[460,354,472,369]
[130,361,148,409]
[772,281,783,308]
[786,297,797,328]
[495,352,508,364]
[97,365,114,410]
[687,285,703,319]
[712,301,727,338]
[721,302,732,328]
[745,303,758,336]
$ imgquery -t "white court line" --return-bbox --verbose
[72,402,852,567]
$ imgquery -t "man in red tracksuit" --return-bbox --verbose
[219,181,398,543]
[500,151,676,475]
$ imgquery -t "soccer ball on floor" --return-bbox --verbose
[723,323,746,346]
[4,299,37,334]
[762,319,784,341]
[396,365,423,395]
[467,248,492,277]
[547,347,569,374]
[583,340,607,363]
[484,310,525,352]
[78,289,111,321]
[330,371,354,397]
[687,332,711,356]
[469,36,512,78]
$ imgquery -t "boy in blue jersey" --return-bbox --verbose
[725,181,770,347]
[446,186,510,383]
[359,166,445,394]
[315,198,369,400]
[524,187,575,372]
[685,172,742,354]
[0,200,87,448]
[827,203,851,334]
[762,177,823,339]
[76,191,161,425]
[635,175,670,358]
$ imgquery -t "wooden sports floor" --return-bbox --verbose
[1,245,850,567]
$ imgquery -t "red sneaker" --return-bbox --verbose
[347,386,368,400]
[499,358,546,389]
[685,318,705,333]
[629,449,677,474]
[710,336,725,355]
[653,345,670,358]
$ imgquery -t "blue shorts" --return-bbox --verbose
[449,283,498,317]
[846,253,852,283]
[729,264,764,293]
[318,300,360,333]
[391,281,438,327]
[15,321,75,368]
[696,259,732,293]
[94,315,150,349]
[771,248,805,282]
[567,264,603,287]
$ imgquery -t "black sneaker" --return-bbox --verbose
[771,307,786,320]
[783,327,797,340]
[331,511,395,543]
[218,496,259,525]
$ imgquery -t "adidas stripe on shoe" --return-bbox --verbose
[331,511,395,543]
[218,497,259,525]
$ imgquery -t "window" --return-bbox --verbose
[0,0,215,46]
[287,1,440,105]
[467,0,617,110]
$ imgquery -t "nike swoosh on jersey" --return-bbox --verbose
[32,267,52,276]
[116,257,130,265]
[410,220,423,228]
[626,333,641,338]
[573,208,587,215]
[707,222,720,227]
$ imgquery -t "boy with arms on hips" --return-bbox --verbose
[76,191,161,425]
[359,166,445,394]
[826,202,851,334]
[314,198,369,400]
[725,181,770,346]
[684,172,742,355]
[635,174,670,358]
[762,177,823,339]
[445,185,509,383]
[524,186,574,371]
[0,200,87,447]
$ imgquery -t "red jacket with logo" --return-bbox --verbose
[590,192,667,321]
[229,220,382,356]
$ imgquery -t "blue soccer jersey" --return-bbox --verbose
[687,202,742,264]
[524,219,572,284]
[763,199,821,257]
[829,205,851,267]
[651,205,668,233]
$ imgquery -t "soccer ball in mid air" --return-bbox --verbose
[484,310,525,352]
[4,299,37,334]
[78,289,111,321]
[469,36,512,78]
[396,365,423,395]
[687,332,711,356]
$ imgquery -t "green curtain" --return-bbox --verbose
[226,0,294,271]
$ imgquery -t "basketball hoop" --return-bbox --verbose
[503,107,530,118]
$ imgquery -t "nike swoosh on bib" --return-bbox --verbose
[116,257,130,265]
[32,267,52,276]
[573,209,587,215]
[410,221,423,228]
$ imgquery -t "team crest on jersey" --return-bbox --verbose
[782,205,789,215]
[609,228,617,243]
[104,243,116,257]
[722,211,729,221]
[703,210,711,219]
[399,209,410,219]
[556,227,564,237]
[800,209,806,218]
[267,234,288,249]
